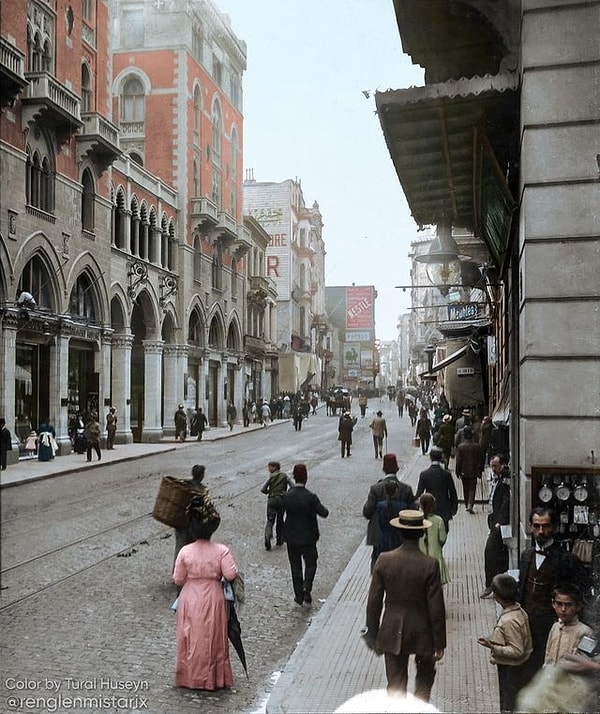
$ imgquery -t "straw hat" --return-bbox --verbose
[461,408,470,416]
[390,509,432,530]
[442,414,452,423]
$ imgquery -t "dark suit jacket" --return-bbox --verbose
[363,477,415,546]
[366,543,446,656]
[282,484,329,546]
[415,464,458,526]
[516,542,589,611]
[455,440,483,479]
[488,479,510,530]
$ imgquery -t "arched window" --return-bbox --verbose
[194,85,202,138]
[81,168,95,231]
[112,188,126,248]
[26,146,53,212]
[189,310,203,346]
[211,245,221,290]
[211,101,222,166]
[193,158,200,197]
[18,255,53,310]
[231,259,237,297]
[81,63,92,112]
[69,272,97,322]
[299,306,306,336]
[193,234,202,282]
[121,77,145,122]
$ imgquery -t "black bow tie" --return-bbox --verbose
[535,548,548,556]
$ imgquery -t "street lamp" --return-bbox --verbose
[414,222,471,297]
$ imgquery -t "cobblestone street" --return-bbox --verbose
[1,401,416,713]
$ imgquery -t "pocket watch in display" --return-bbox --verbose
[574,479,589,502]
[538,482,553,503]
[555,481,571,501]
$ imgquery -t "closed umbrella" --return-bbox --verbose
[227,601,248,678]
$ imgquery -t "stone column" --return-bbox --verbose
[0,318,19,462]
[111,333,134,443]
[141,339,164,442]
[163,344,187,438]
[201,348,210,423]
[100,332,112,444]
[48,333,70,454]
[218,353,228,426]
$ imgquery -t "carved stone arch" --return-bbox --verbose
[66,252,109,324]
[226,315,242,352]
[130,194,140,218]
[207,308,225,351]
[112,66,152,96]
[110,293,128,332]
[15,232,66,310]
[161,310,177,344]
[0,234,14,299]
[188,301,206,347]
[149,206,158,228]
[131,288,159,338]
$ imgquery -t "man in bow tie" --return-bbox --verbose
[516,507,589,684]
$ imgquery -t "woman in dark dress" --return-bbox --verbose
[37,419,56,461]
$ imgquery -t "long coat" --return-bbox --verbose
[366,543,446,656]
[337,415,355,443]
[415,464,458,528]
[455,439,483,479]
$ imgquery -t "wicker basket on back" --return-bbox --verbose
[152,476,204,530]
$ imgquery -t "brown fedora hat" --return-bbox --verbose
[390,509,432,530]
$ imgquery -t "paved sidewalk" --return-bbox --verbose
[266,452,502,713]
[0,418,289,489]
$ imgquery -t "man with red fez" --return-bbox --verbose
[282,464,329,606]
[364,509,446,702]
[363,454,415,571]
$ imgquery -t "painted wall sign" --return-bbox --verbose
[346,286,374,329]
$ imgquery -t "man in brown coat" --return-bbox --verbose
[454,426,482,513]
[364,509,446,702]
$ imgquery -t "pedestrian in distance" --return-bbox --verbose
[226,401,237,431]
[282,464,329,606]
[84,414,101,462]
[363,453,416,572]
[516,507,590,686]
[194,408,208,440]
[454,426,482,513]
[174,464,209,566]
[358,392,368,418]
[292,404,304,431]
[242,401,250,427]
[37,418,56,461]
[338,410,356,458]
[0,418,13,470]
[415,446,458,533]
[434,414,455,469]
[418,493,450,585]
[261,461,295,551]
[477,573,533,714]
[105,407,117,449]
[173,493,238,691]
[364,509,446,702]
[480,456,511,598]
[415,408,433,455]
[174,404,187,442]
[369,410,388,459]
[261,401,271,428]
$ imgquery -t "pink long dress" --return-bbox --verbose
[173,539,238,690]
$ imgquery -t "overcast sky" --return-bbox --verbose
[217,0,425,340]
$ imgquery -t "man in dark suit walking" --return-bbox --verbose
[454,426,482,513]
[364,509,446,702]
[282,464,329,606]
[363,454,415,571]
[517,506,589,683]
[415,446,458,532]
[480,455,511,598]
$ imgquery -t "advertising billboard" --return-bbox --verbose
[346,286,374,329]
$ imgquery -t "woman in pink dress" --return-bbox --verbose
[173,495,238,690]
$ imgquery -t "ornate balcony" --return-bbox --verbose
[213,210,238,245]
[191,196,219,230]
[249,275,269,296]
[22,71,82,144]
[77,112,121,173]
[232,224,252,258]
[0,37,28,108]
[244,333,267,356]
